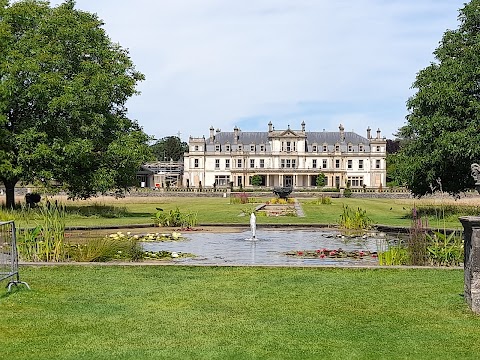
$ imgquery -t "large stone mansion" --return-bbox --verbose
[183,122,386,190]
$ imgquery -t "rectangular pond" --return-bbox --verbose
[141,229,386,266]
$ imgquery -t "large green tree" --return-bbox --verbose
[393,0,480,196]
[0,0,150,207]
[150,136,188,162]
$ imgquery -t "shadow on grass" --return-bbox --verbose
[0,285,30,299]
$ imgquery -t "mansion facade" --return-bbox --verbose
[183,122,386,190]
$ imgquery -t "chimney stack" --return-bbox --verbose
[234,126,239,144]
[209,126,214,141]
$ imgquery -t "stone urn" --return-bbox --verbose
[272,186,292,199]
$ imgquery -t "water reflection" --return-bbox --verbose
[142,229,384,266]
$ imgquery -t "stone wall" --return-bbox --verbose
[5,187,478,200]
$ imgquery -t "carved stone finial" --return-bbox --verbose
[471,163,480,193]
[471,163,480,183]
[470,163,480,192]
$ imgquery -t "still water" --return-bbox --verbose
[142,229,386,266]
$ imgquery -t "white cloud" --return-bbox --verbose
[48,0,465,139]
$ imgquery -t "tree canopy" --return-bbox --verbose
[0,0,151,207]
[250,174,262,187]
[315,173,326,187]
[150,136,188,162]
[393,0,480,196]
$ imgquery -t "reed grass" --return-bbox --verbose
[407,209,429,265]
[16,203,67,262]
[338,204,373,230]
[67,235,143,262]
[377,241,409,265]
[152,207,198,228]
[426,231,464,266]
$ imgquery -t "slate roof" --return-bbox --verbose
[208,130,369,145]
[210,132,269,144]
[306,131,369,144]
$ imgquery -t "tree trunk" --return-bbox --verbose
[3,179,17,209]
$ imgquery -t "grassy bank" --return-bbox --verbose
[1,266,478,359]
[2,195,479,229]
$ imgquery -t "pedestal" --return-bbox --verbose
[459,216,480,314]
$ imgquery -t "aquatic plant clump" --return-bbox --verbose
[16,203,67,262]
[116,231,184,242]
[376,240,409,266]
[426,231,464,267]
[285,248,378,260]
[67,232,188,262]
[143,250,195,260]
[152,207,198,228]
[338,205,373,230]
[68,236,143,262]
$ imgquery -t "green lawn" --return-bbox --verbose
[66,197,468,230]
[1,195,472,229]
[1,266,479,359]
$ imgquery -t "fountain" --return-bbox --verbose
[250,212,257,240]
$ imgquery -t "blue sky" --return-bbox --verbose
[49,0,466,141]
